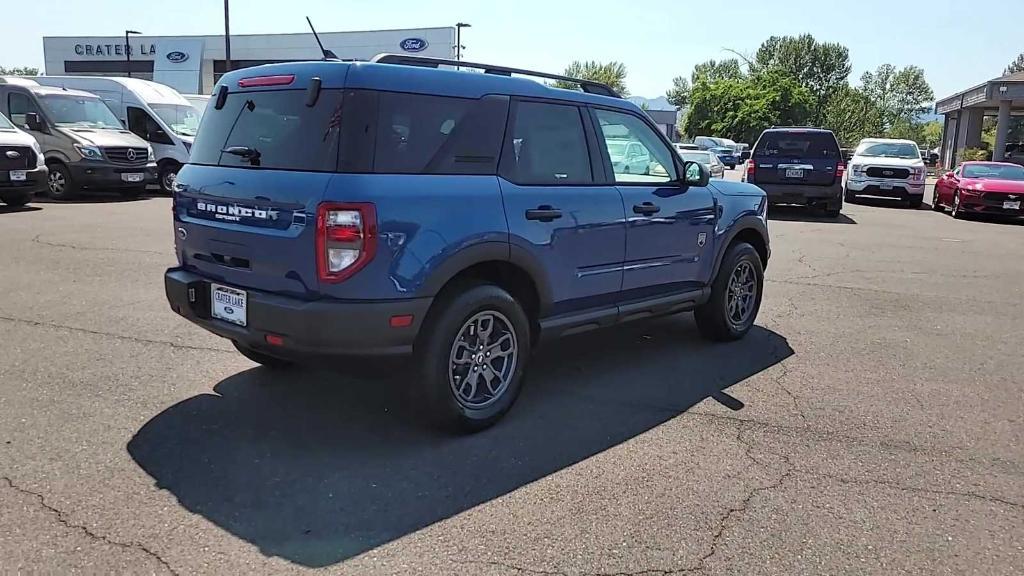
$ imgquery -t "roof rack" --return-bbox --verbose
[370,53,621,98]
[769,125,826,130]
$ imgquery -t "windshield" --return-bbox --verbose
[151,104,200,137]
[40,95,122,129]
[963,164,1024,181]
[185,97,210,124]
[0,112,14,130]
[681,152,713,163]
[856,141,921,159]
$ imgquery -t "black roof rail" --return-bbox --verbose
[768,125,827,130]
[370,53,621,98]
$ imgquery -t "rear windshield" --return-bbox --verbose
[189,90,344,172]
[755,132,839,159]
[189,88,508,174]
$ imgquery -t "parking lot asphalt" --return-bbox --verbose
[1,172,1022,575]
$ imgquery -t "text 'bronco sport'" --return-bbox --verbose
[164,55,771,431]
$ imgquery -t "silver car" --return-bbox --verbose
[678,150,725,179]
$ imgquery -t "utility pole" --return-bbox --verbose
[455,22,471,70]
[125,30,141,78]
[224,0,232,74]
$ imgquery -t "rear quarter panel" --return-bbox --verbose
[319,174,509,300]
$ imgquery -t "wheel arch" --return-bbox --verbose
[712,218,769,279]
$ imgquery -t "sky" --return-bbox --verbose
[2,0,1020,102]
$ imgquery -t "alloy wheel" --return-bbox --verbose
[48,171,65,195]
[725,261,757,328]
[162,170,176,192]
[448,310,518,409]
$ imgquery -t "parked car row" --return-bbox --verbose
[0,75,212,203]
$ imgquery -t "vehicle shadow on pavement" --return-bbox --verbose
[32,193,154,204]
[0,205,42,215]
[128,315,792,568]
[768,205,857,224]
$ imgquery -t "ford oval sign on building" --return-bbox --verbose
[399,38,428,53]
[166,51,189,63]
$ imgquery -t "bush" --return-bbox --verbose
[960,147,990,162]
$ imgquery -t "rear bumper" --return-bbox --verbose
[759,182,842,205]
[69,161,158,189]
[846,178,925,197]
[0,165,48,196]
[165,268,433,357]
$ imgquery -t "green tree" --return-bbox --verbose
[859,64,934,135]
[666,76,690,108]
[921,120,943,148]
[682,73,813,143]
[692,59,743,83]
[753,34,851,124]
[553,61,629,97]
[0,66,39,76]
[822,85,880,146]
[1005,52,1024,75]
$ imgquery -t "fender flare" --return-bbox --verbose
[711,216,769,279]
[44,150,73,165]
[420,241,553,311]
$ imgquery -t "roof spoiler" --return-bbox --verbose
[370,53,621,98]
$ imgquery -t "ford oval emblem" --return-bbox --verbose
[5,150,21,159]
[166,51,189,63]
[399,38,428,53]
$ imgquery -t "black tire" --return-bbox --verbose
[694,242,764,342]
[232,341,294,370]
[824,208,841,218]
[414,283,530,432]
[931,188,944,211]
[843,187,856,203]
[159,163,180,194]
[1,193,32,207]
[46,162,77,200]
[908,197,922,209]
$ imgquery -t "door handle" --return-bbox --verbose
[632,202,661,215]
[525,205,562,222]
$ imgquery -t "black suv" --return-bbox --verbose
[743,128,844,217]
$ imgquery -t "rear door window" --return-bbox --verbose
[755,132,839,159]
[190,90,344,172]
[501,101,593,185]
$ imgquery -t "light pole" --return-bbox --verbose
[223,0,232,74]
[455,22,471,66]
[125,30,141,78]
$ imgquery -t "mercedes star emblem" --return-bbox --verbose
[126,149,137,161]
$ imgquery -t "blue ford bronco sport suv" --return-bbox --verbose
[165,54,770,431]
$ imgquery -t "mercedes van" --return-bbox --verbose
[34,76,196,193]
[0,77,156,200]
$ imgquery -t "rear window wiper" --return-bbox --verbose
[222,145,261,166]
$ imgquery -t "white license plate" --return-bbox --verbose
[9,170,26,181]
[211,284,247,327]
[785,169,804,178]
[1004,201,1021,210]
[121,173,144,183]
[880,182,894,190]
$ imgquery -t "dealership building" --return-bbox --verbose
[42,27,456,95]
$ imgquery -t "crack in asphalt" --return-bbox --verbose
[1,477,178,575]
[32,233,168,256]
[0,314,233,354]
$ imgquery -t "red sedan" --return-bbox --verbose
[933,161,1024,219]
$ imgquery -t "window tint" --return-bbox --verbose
[503,101,592,185]
[8,92,39,128]
[128,106,173,145]
[755,132,839,158]
[374,92,506,175]
[190,89,343,172]
[594,108,676,184]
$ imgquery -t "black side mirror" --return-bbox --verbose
[683,160,710,187]
[25,112,43,132]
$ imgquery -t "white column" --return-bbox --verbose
[993,100,1012,162]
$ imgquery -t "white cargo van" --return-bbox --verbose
[34,76,197,192]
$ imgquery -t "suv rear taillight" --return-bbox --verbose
[316,202,377,283]
[746,160,756,181]
[836,162,846,180]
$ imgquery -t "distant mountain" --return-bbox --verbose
[628,96,677,111]
[918,110,942,123]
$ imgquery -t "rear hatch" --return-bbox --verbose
[750,131,841,186]
[173,70,346,298]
